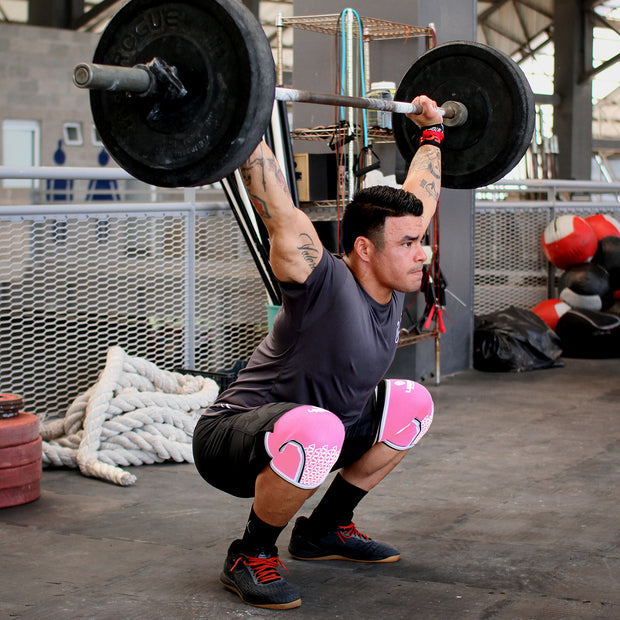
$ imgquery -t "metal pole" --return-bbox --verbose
[346,10,355,202]
[435,331,441,385]
[276,12,284,86]
[363,26,371,94]
[184,191,197,369]
[275,87,432,115]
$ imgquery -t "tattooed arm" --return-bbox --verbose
[401,95,443,232]
[240,141,323,283]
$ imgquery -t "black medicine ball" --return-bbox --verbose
[593,236,620,290]
[559,262,612,311]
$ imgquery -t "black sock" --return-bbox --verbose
[241,505,286,553]
[308,473,368,533]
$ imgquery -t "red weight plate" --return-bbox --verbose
[0,480,40,508]
[0,413,39,448]
[0,460,42,490]
[0,393,23,404]
[0,437,42,469]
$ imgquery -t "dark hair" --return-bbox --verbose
[341,185,423,255]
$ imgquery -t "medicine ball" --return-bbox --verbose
[531,299,570,331]
[541,215,597,270]
[592,235,620,290]
[555,308,620,359]
[558,262,612,311]
[585,213,620,241]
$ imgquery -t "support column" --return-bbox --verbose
[29,0,84,28]
[553,0,593,180]
[241,0,260,18]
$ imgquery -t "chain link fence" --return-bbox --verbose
[3,176,620,419]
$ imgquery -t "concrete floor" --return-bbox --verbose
[1,357,618,619]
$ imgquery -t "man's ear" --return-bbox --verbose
[353,236,374,263]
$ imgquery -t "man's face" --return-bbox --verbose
[371,215,428,293]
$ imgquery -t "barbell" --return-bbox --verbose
[73,0,535,190]
[74,61,468,125]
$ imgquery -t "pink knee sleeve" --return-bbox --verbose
[264,406,345,489]
[377,379,434,450]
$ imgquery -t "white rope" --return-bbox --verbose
[40,346,219,486]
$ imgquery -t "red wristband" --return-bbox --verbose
[418,124,444,148]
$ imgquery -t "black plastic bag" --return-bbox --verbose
[474,306,563,372]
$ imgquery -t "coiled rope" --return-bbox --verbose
[40,346,219,486]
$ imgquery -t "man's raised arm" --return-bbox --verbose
[401,95,443,232]
[240,141,323,284]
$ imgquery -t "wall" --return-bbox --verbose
[293,0,476,381]
[0,22,105,191]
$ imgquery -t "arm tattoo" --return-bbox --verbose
[248,193,270,218]
[420,178,440,202]
[411,148,441,201]
[297,232,320,271]
[266,157,294,203]
[240,153,271,218]
[240,145,293,220]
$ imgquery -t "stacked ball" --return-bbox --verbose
[534,213,620,357]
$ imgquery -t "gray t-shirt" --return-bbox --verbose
[214,250,404,427]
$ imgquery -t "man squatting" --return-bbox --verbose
[193,95,443,609]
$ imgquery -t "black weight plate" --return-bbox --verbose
[90,0,275,187]
[393,41,535,189]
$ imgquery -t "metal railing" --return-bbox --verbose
[2,167,619,418]
[1,166,269,420]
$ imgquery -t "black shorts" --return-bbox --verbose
[192,387,384,498]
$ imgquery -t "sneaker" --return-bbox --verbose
[288,516,400,563]
[220,539,301,609]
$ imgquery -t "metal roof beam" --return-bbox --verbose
[582,50,620,81]
[589,8,620,36]
[516,0,553,20]
[480,19,526,45]
[478,0,512,22]
[72,0,124,30]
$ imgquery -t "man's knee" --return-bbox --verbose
[377,379,434,450]
[264,406,345,489]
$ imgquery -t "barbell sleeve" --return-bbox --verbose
[73,62,152,95]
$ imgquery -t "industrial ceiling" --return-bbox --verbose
[1,0,619,140]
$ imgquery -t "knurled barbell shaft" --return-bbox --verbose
[73,61,465,123]
[273,87,448,118]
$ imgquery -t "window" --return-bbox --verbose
[63,122,83,146]
[92,124,104,147]
[2,119,40,188]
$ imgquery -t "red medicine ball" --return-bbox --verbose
[585,214,620,241]
[531,299,570,331]
[541,215,597,270]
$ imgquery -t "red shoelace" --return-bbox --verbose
[336,522,370,544]
[232,554,289,584]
